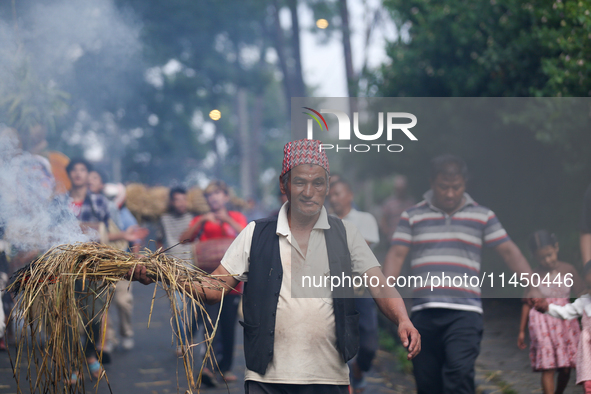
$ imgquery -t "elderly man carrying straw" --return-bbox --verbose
[131,139,421,394]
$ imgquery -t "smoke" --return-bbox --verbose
[0,0,144,160]
[0,132,89,251]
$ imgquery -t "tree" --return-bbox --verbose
[363,0,591,262]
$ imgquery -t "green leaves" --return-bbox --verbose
[0,53,69,140]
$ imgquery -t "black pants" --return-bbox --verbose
[411,308,483,394]
[75,280,103,359]
[245,380,349,394]
[354,297,378,372]
[215,294,240,372]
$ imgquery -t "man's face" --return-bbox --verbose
[329,182,353,217]
[205,189,229,212]
[88,171,103,194]
[430,173,466,214]
[281,164,328,218]
[69,163,89,188]
[171,192,188,214]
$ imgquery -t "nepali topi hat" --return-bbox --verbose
[281,139,329,177]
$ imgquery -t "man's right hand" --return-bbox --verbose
[126,265,153,285]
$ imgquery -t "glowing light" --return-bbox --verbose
[209,109,221,121]
[316,19,329,29]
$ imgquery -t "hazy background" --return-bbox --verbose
[1,0,590,263]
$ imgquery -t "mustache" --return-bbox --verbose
[298,198,319,205]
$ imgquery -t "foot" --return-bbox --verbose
[201,368,217,388]
[102,341,114,353]
[176,345,184,357]
[222,371,238,382]
[69,371,79,386]
[350,375,367,394]
[350,361,366,394]
[121,337,134,350]
[87,358,104,380]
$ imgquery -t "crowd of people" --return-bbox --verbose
[0,135,415,390]
[2,135,591,394]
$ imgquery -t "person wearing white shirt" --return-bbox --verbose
[329,179,380,393]
[130,139,420,394]
[536,262,591,391]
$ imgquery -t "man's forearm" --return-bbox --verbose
[383,245,409,278]
[179,219,203,243]
[373,296,410,326]
[581,233,591,264]
[184,266,240,305]
[108,232,126,242]
[366,267,409,325]
[185,282,226,305]
[496,241,543,300]
[497,241,533,275]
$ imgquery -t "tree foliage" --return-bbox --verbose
[368,0,591,262]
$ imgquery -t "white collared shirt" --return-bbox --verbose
[221,202,380,384]
[342,208,380,246]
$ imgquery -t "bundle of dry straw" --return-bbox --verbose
[8,242,228,393]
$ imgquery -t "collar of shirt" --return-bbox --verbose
[422,190,476,215]
[342,208,358,222]
[276,202,331,238]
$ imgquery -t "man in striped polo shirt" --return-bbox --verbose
[384,154,536,394]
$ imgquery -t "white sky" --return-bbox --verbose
[285,0,398,97]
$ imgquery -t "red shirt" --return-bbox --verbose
[189,211,247,294]
[188,211,247,242]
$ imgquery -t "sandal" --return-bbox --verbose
[222,371,238,382]
[88,359,103,379]
[69,372,79,385]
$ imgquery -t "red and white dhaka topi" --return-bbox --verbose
[281,139,330,177]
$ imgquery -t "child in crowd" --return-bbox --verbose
[518,230,584,394]
[536,260,591,393]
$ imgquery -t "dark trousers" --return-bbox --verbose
[354,297,379,372]
[245,380,349,394]
[175,291,219,346]
[75,280,104,359]
[215,294,240,372]
[411,308,483,394]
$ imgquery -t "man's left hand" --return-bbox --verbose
[397,319,421,360]
[125,265,153,285]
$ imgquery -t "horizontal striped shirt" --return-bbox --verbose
[391,191,510,313]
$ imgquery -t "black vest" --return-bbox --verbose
[241,215,359,375]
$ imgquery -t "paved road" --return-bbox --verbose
[0,285,581,393]
[476,298,579,394]
[1,281,245,394]
[0,281,413,394]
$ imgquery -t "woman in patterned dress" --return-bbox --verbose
[518,230,584,394]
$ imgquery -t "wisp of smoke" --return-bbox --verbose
[0,132,89,251]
